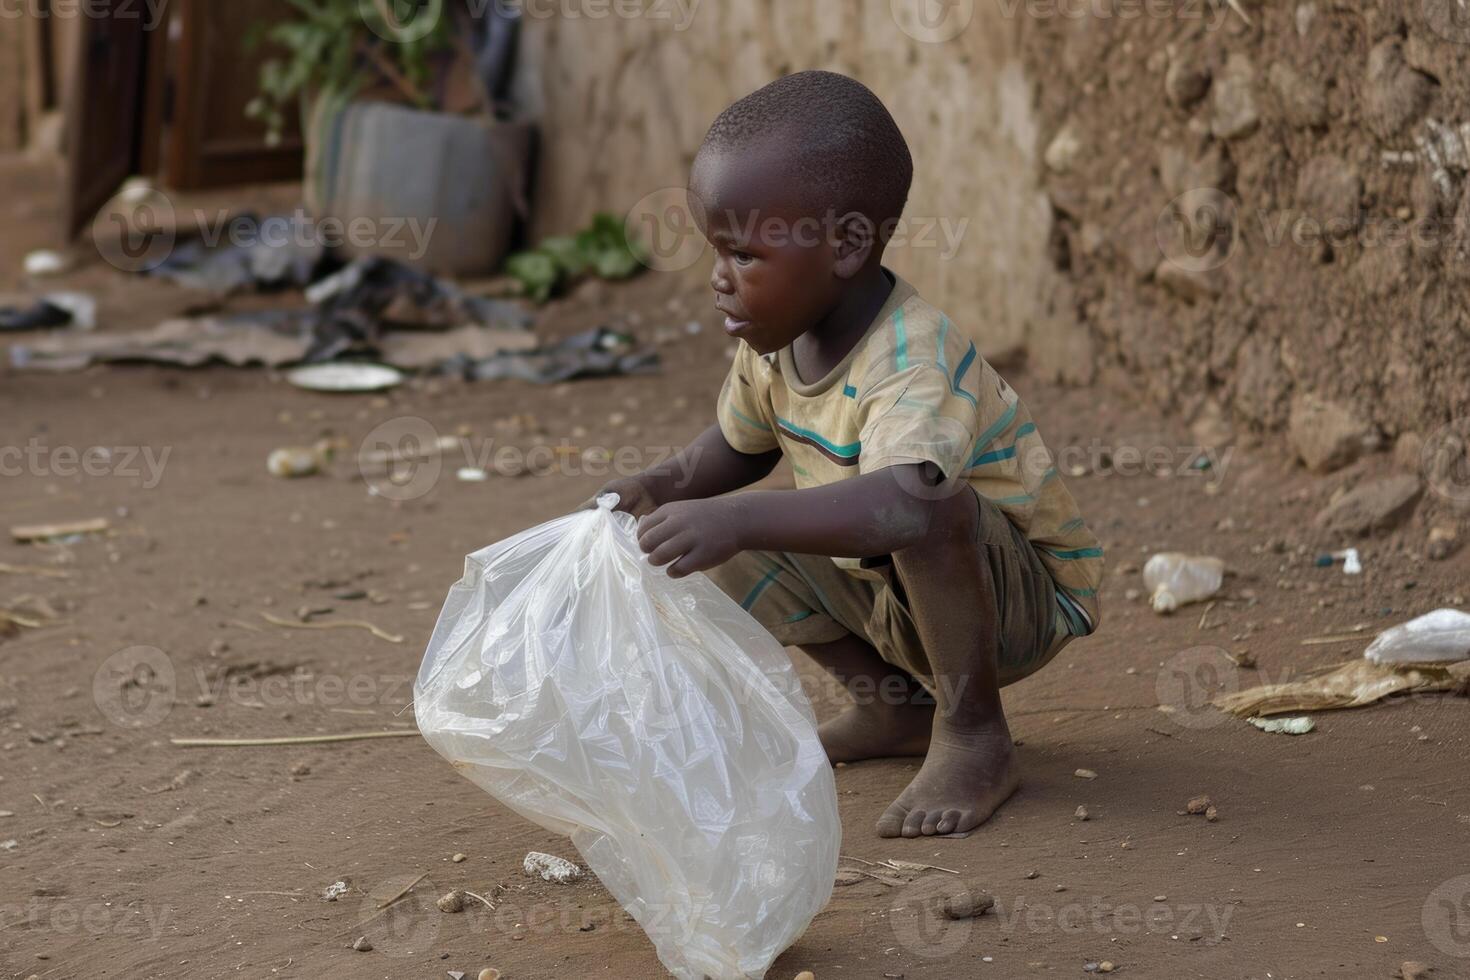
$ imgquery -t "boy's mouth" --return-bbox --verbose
[716,304,752,336]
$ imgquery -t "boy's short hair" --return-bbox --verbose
[701,70,913,232]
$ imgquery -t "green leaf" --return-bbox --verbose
[505,251,562,304]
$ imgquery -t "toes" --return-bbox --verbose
[920,811,942,835]
[901,809,926,838]
[876,806,908,838]
[935,809,963,835]
[951,808,981,835]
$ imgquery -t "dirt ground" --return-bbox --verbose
[2,158,1469,980]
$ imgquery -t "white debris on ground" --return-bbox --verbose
[522,851,583,884]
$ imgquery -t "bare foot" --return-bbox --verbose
[819,697,933,765]
[875,722,1019,838]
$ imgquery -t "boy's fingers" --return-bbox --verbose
[647,532,693,568]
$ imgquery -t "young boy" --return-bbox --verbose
[598,70,1103,839]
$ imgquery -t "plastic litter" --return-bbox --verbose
[1364,609,1470,666]
[522,851,582,884]
[414,494,839,980]
[1249,716,1315,735]
[1143,553,1224,613]
[23,250,72,277]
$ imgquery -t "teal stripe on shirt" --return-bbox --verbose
[775,417,861,458]
[1042,546,1105,561]
[728,405,771,432]
[740,567,782,610]
[971,401,1020,457]
[894,306,909,371]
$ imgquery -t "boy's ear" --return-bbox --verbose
[832,211,876,278]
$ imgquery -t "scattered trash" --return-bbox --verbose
[1218,657,1469,717]
[456,467,490,482]
[322,880,349,902]
[267,445,329,479]
[284,363,405,393]
[10,518,110,543]
[1250,716,1315,735]
[1315,548,1362,574]
[1143,553,1224,613]
[1365,609,1470,665]
[146,213,327,296]
[522,851,583,884]
[437,889,466,913]
[941,890,995,920]
[0,293,95,332]
[1074,768,1098,779]
[444,326,659,383]
[23,250,72,277]
[416,495,838,979]
[10,316,315,371]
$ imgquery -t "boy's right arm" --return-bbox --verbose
[595,423,780,517]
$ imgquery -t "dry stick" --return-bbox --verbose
[884,859,960,875]
[376,872,430,911]
[0,563,73,579]
[462,890,498,911]
[1198,601,1217,631]
[260,611,404,644]
[1300,634,1368,646]
[171,731,419,748]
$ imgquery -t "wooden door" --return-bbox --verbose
[163,0,304,189]
[61,0,148,238]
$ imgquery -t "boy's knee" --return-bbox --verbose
[894,488,980,562]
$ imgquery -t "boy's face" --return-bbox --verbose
[689,145,849,356]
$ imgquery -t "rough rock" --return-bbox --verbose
[1295,156,1362,234]
[1397,960,1432,980]
[1288,394,1377,471]
[1363,40,1436,138]
[1165,55,1211,109]
[1394,431,1425,472]
[1212,54,1260,140]
[1155,260,1222,303]
[1427,525,1461,560]
[1158,143,1235,198]
[1314,475,1424,535]
[1268,62,1328,128]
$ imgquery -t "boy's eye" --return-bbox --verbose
[732,251,754,265]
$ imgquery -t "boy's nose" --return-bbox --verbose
[710,257,733,294]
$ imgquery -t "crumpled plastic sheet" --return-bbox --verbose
[414,496,839,979]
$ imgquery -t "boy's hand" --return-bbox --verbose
[637,498,742,578]
[585,476,660,518]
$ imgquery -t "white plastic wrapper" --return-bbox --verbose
[415,495,840,979]
[1364,608,1470,665]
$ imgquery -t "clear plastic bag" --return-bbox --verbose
[1142,552,1224,613]
[414,494,840,979]
[1364,608,1470,665]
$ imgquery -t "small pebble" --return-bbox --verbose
[478,970,501,980]
[437,890,465,913]
[1024,870,1039,880]
[1205,805,1219,822]
[1074,805,1090,821]
[795,972,816,980]
[1153,895,1167,902]
[941,890,995,920]
[1186,795,1212,814]
[452,852,467,863]
[1084,963,1100,974]
[289,762,310,777]
[1098,962,1115,974]
[351,936,373,952]
[1075,768,1097,780]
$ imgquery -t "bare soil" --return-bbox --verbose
[2,158,1469,980]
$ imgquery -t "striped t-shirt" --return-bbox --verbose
[716,273,1103,637]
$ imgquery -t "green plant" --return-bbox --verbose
[246,0,450,144]
[505,214,648,303]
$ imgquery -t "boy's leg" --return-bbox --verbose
[799,633,932,763]
[876,487,1058,839]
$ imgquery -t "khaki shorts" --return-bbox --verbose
[705,489,1072,690]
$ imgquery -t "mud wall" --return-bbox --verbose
[1018,0,1470,451]
[510,1,1073,364]
[514,0,1469,452]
